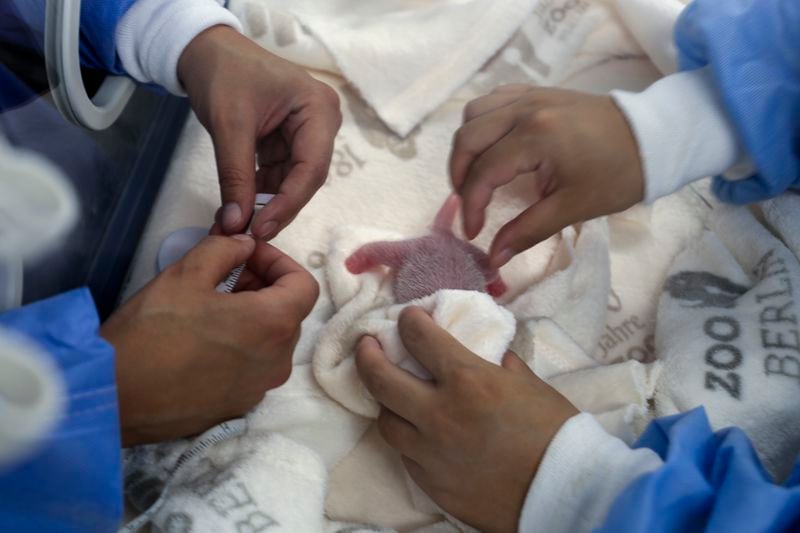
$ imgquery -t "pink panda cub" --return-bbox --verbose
[345,194,507,303]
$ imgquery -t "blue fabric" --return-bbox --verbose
[0,289,122,532]
[79,0,138,73]
[674,0,800,204]
[8,0,136,74]
[600,408,800,532]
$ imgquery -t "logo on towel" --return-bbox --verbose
[664,271,749,309]
[663,251,800,401]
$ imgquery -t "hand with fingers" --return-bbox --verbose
[177,26,343,239]
[450,84,645,269]
[355,307,578,533]
[101,235,319,446]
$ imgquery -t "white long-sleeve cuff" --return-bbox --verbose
[518,413,663,533]
[611,67,751,204]
[115,0,243,96]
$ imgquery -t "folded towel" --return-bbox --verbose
[612,0,685,75]
[229,0,605,136]
[313,224,517,418]
[653,199,800,480]
[118,11,709,527]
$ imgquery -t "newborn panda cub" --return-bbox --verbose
[345,195,508,302]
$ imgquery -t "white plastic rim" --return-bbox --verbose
[0,258,23,313]
[0,326,64,468]
[0,137,80,263]
[45,0,135,130]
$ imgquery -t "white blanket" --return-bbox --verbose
[653,196,800,480]
[119,0,798,531]
[227,0,612,136]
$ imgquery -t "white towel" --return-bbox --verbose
[229,0,606,136]
[125,428,328,533]
[119,9,686,528]
[612,0,686,75]
[313,224,517,418]
[653,199,800,480]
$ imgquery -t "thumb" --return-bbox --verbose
[501,351,535,376]
[179,235,256,288]
[489,190,574,269]
[212,125,257,234]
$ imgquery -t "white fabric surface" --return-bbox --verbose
[117,0,800,530]
[613,0,685,76]
[116,0,243,95]
[228,0,608,136]
[518,413,663,533]
[653,197,800,480]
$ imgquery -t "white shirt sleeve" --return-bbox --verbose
[518,413,663,533]
[611,67,752,204]
[115,0,244,96]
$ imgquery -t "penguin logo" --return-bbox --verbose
[663,271,749,309]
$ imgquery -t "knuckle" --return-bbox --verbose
[176,256,208,281]
[398,307,427,339]
[319,83,341,108]
[523,108,560,131]
[274,319,300,343]
[363,365,388,397]
[218,166,252,191]
[266,357,293,389]
[428,410,456,442]
[450,364,478,391]
[376,412,399,445]
[452,126,476,154]
[288,275,320,320]
[463,100,481,120]
[305,275,321,307]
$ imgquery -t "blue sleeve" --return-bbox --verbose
[78,0,138,73]
[599,408,800,532]
[9,0,136,74]
[674,0,800,205]
[0,289,122,533]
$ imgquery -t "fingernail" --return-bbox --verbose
[232,233,252,242]
[494,248,514,268]
[222,202,242,231]
[359,336,378,350]
[256,220,278,239]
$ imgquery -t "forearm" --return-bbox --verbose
[518,413,663,532]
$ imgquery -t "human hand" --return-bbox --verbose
[178,26,342,238]
[101,235,318,446]
[355,307,578,532]
[450,85,644,269]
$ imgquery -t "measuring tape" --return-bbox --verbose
[120,419,247,532]
[214,193,275,293]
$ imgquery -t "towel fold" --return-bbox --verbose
[229,0,605,136]
[313,225,517,418]
[125,429,328,533]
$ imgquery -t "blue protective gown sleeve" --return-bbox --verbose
[0,288,122,533]
[9,0,136,74]
[599,408,800,532]
[674,0,800,205]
